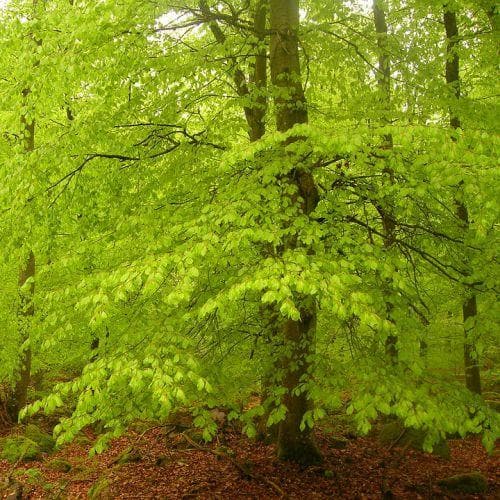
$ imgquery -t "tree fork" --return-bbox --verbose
[198,0,268,142]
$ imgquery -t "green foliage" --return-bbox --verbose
[113,447,141,465]
[0,0,497,460]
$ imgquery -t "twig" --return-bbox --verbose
[387,428,407,452]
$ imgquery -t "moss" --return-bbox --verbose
[71,455,98,480]
[431,439,450,460]
[438,472,488,494]
[155,455,171,466]
[0,436,41,462]
[323,413,359,439]
[92,421,106,434]
[129,420,156,434]
[47,458,72,473]
[24,424,56,453]
[379,421,450,459]
[113,447,141,465]
[88,477,111,500]
[185,429,205,444]
[215,446,235,457]
[43,482,55,492]
[168,409,193,428]
[72,465,98,482]
[18,467,44,486]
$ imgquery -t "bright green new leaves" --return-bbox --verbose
[0,0,498,453]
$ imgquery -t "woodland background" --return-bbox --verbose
[0,0,498,497]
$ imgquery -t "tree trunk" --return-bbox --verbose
[462,294,482,394]
[373,0,398,361]
[8,251,35,421]
[277,311,321,464]
[200,0,279,439]
[443,6,481,395]
[6,2,41,421]
[198,0,267,142]
[270,0,321,465]
[7,51,37,419]
[248,0,268,142]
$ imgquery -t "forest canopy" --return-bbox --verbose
[0,0,498,467]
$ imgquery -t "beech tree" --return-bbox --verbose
[2,0,38,421]
[0,0,498,463]
[443,3,481,395]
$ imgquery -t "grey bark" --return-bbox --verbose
[270,0,321,465]
[373,0,398,361]
[443,6,481,395]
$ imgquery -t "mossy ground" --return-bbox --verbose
[378,420,450,459]
[438,471,488,494]
[0,436,41,462]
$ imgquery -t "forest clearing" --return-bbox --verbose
[0,0,498,498]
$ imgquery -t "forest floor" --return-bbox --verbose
[0,417,498,499]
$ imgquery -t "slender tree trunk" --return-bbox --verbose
[270,0,321,465]
[198,0,267,142]
[373,0,393,149]
[247,0,282,444]
[443,6,481,395]
[199,0,278,439]
[7,0,39,417]
[7,85,36,421]
[248,0,268,142]
[8,251,35,421]
[374,2,430,356]
[373,0,399,361]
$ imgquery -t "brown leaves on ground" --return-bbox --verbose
[0,425,498,499]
